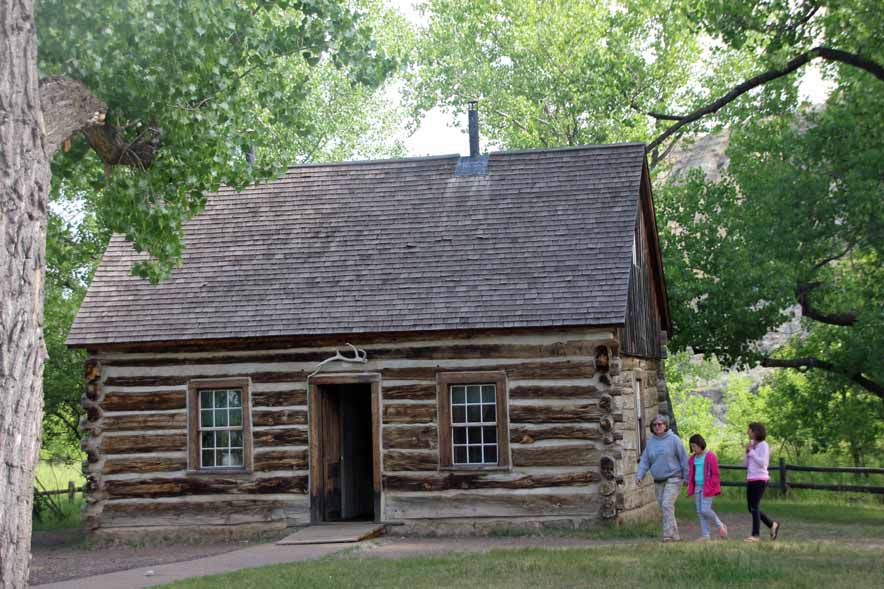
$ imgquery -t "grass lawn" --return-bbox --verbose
[160,496,884,589]
[33,458,86,531]
[160,542,884,589]
[35,458,85,491]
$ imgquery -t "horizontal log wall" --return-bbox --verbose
[82,329,655,531]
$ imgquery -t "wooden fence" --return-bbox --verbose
[36,481,82,502]
[720,458,884,494]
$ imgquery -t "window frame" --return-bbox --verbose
[187,378,253,473]
[437,371,510,470]
[634,377,646,458]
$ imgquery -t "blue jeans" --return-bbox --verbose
[694,492,722,538]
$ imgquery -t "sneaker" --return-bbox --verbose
[663,537,681,543]
[744,536,760,543]
[718,523,728,539]
[695,536,710,542]
[771,521,780,541]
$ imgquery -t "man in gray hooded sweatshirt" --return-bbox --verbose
[636,414,690,541]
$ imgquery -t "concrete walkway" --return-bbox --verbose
[32,541,351,589]
[33,533,668,589]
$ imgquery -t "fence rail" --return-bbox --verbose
[719,458,884,494]
[35,481,83,502]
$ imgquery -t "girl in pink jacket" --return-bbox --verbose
[687,434,727,541]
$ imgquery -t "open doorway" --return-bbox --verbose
[312,381,378,522]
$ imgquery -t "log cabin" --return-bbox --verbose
[67,136,673,539]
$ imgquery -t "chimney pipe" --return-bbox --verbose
[468,100,479,158]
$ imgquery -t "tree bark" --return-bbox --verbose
[0,1,49,586]
[2,4,108,586]
[39,76,106,156]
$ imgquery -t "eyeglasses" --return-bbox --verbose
[652,422,665,427]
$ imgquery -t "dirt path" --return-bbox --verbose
[30,530,271,586]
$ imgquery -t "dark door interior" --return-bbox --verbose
[319,384,374,522]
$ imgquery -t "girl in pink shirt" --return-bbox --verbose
[687,434,727,541]
[743,422,781,542]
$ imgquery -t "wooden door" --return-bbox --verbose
[321,390,342,521]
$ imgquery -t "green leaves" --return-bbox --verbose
[658,71,884,395]
[37,0,401,281]
[410,0,708,149]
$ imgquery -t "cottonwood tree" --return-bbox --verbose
[0,1,396,585]
[657,73,884,398]
[412,0,883,397]
[411,0,715,157]
[412,0,882,166]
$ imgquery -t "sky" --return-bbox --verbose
[385,0,832,158]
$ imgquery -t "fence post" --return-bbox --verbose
[68,480,76,503]
[778,458,788,496]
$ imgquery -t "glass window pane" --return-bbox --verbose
[228,449,243,467]
[467,405,481,423]
[451,386,465,405]
[452,406,466,424]
[484,445,497,464]
[230,431,243,448]
[200,390,213,409]
[217,431,229,448]
[468,426,482,444]
[482,405,496,422]
[482,385,495,403]
[454,446,467,464]
[201,431,215,450]
[215,409,229,427]
[468,446,482,463]
[228,389,241,408]
[220,450,239,467]
[229,409,242,427]
[467,385,481,403]
[483,426,497,443]
[201,450,215,467]
[453,427,466,444]
[200,410,213,428]
[214,390,228,409]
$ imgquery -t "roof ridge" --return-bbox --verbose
[281,142,647,173]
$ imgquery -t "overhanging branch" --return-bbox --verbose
[39,76,106,156]
[82,121,161,171]
[796,282,857,326]
[761,356,883,399]
[648,46,884,153]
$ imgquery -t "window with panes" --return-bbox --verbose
[437,371,510,469]
[188,378,252,471]
[198,388,245,468]
[450,383,498,465]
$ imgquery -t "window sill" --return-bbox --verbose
[186,468,252,477]
[440,465,511,473]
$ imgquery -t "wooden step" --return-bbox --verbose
[276,522,384,545]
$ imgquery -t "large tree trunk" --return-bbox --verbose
[0,0,50,586]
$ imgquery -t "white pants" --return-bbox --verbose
[654,478,682,540]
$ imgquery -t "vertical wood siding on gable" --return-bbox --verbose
[622,195,663,359]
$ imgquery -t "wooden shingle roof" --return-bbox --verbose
[67,143,649,346]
